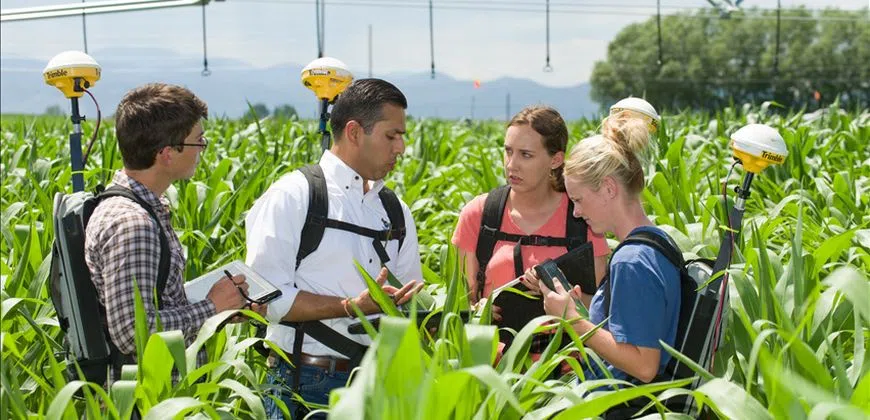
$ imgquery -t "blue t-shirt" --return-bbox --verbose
[586,226,682,382]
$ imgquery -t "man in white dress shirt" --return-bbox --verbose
[245,78,424,419]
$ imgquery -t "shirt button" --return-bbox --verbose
[354,176,360,180]
[369,259,373,263]
[345,186,349,190]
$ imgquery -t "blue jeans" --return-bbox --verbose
[263,357,351,419]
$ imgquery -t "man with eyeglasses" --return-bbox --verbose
[84,83,264,378]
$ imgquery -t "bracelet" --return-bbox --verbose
[341,298,354,318]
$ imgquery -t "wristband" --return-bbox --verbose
[341,298,354,318]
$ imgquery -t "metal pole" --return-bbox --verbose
[656,0,663,66]
[319,98,331,152]
[368,24,373,78]
[505,92,510,121]
[81,0,88,53]
[316,0,325,58]
[543,0,552,71]
[69,96,85,192]
[429,0,435,78]
[201,3,210,76]
[773,0,781,76]
[711,172,753,279]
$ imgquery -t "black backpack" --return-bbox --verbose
[474,185,590,344]
[601,229,716,416]
[50,185,170,385]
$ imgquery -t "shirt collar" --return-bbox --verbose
[319,150,385,195]
[111,170,170,210]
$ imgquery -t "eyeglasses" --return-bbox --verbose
[178,136,208,149]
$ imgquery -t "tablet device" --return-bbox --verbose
[185,260,282,305]
[346,310,471,334]
[534,242,596,295]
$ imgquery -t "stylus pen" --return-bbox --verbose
[225,269,251,304]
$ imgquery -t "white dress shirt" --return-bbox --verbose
[245,151,423,358]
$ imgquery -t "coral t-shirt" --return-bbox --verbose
[452,192,610,296]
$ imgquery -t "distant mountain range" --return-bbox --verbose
[1,48,599,120]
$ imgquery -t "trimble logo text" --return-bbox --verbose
[761,151,785,163]
[45,69,68,79]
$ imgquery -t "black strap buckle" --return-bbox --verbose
[523,235,550,246]
[307,214,326,227]
[480,225,499,238]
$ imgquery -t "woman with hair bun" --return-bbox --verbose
[540,111,682,384]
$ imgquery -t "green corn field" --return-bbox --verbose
[1,104,868,419]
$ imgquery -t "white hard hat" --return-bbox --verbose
[609,97,660,123]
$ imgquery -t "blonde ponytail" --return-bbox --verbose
[564,111,651,196]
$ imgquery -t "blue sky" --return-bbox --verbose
[1,0,866,87]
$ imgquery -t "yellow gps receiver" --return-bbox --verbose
[301,57,353,102]
[730,124,788,174]
[43,51,101,99]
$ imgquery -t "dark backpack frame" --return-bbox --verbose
[600,229,715,416]
[50,185,171,385]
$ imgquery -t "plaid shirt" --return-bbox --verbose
[85,171,215,364]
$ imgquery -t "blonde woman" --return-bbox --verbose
[540,112,682,384]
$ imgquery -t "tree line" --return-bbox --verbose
[590,8,870,111]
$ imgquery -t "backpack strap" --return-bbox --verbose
[603,230,684,319]
[99,185,171,304]
[296,164,406,268]
[474,185,510,300]
[474,188,589,300]
[565,199,588,247]
[86,184,172,380]
[297,165,329,270]
[378,187,406,251]
[282,164,403,381]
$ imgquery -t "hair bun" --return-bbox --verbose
[602,111,650,156]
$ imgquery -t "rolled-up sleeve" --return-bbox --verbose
[245,172,308,324]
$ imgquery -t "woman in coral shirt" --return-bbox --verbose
[452,106,610,344]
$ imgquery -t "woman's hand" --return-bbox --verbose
[540,278,582,320]
[519,268,542,296]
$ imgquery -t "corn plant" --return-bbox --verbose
[1,104,868,419]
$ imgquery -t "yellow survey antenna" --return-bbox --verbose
[44,51,102,192]
[301,57,354,151]
[43,50,101,99]
[730,123,788,174]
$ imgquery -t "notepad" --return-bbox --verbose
[185,260,282,304]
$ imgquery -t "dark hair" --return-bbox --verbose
[507,105,569,192]
[330,78,407,140]
[114,83,208,170]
